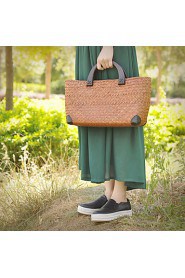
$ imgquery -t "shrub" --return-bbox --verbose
[14,82,46,93]
[0,97,78,168]
[144,101,185,159]
[0,97,184,168]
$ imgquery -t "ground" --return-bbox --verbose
[25,182,185,231]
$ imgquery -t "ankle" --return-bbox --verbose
[104,190,113,200]
[111,194,127,203]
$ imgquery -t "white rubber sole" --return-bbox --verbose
[91,209,132,222]
[77,205,101,215]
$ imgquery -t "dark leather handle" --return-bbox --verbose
[86,61,127,86]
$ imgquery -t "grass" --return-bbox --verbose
[0,138,184,231]
[0,147,80,230]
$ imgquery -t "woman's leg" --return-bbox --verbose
[104,179,115,199]
[110,180,127,203]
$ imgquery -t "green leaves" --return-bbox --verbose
[144,102,185,158]
[0,97,78,167]
[0,97,184,169]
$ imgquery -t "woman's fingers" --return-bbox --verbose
[97,60,104,70]
[96,46,114,70]
[101,59,107,69]
[97,58,113,70]
[109,60,113,68]
[106,59,111,68]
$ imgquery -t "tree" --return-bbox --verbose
[137,46,185,104]
[5,46,13,110]
[45,51,52,99]
[155,47,162,104]
[16,46,62,99]
[0,47,3,91]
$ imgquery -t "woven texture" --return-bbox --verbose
[65,76,151,127]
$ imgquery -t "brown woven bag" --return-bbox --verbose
[65,61,151,127]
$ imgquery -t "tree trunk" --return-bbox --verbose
[156,47,162,105]
[5,46,13,110]
[0,47,3,90]
[45,52,52,99]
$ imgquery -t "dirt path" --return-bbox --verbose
[26,183,184,231]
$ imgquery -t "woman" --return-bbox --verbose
[76,46,146,222]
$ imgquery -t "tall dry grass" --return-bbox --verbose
[0,138,184,230]
[0,144,80,230]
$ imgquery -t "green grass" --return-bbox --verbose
[0,140,184,231]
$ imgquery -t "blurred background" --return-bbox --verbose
[0,46,185,102]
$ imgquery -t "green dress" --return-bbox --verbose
[75,46,146,191]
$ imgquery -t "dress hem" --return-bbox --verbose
[80,174,146,191]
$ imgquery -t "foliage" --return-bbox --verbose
[14,80,65,95]
[139,136,185,231]
[14,82,46,93]
[144,100,185,159]
[0,97,78,168]
[0,97,185,168]
[12,46,75,94]
[169,78,185,98]
[1,46,185,99]
[50,79,65,94]
[136,46,185,98]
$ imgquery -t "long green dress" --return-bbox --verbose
[75,46,146,191]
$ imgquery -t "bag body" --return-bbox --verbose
[65,61,151,127]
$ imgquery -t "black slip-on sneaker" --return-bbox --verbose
[91,198,132,222]
[77,194,108,215]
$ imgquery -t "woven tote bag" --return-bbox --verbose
[65,61,151,127]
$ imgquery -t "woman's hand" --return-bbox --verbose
[97,46,113,70]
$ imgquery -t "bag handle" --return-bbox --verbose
[86,61,127,86]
